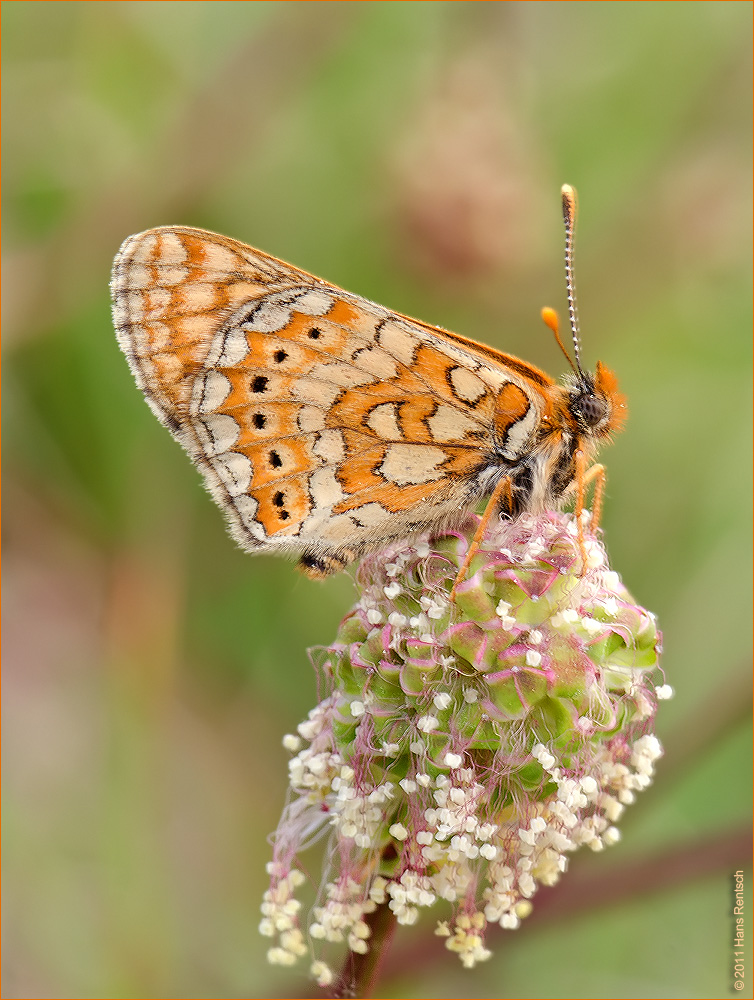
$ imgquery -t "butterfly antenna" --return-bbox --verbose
[541,306,578,376]
[561,184,585,377]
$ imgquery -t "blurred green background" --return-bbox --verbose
[4,2,751,998]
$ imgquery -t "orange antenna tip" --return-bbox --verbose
[541,305,578,374]
[541,306,559,334]
[561,184,577,223]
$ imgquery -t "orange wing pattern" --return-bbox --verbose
[112,228,550,573]
[112,225,623,577]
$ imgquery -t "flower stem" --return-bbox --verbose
[330,901,397,999]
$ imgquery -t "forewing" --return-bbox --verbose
[111,227,540,562]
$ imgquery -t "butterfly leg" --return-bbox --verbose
[450,475,512,600]
[574,450,606,569]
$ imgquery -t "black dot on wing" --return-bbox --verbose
[252,375,269,393]
[252,413,266,429]
[308,328,322,340]
[272,490,289,520]
[269,450,283,468]
[274,349,288,363]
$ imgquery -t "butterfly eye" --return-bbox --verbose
[572,392,607,428]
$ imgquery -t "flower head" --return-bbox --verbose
[261,511,664,983]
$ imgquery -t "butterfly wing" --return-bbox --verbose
[112,227,545,572]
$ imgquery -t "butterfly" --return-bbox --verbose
[111,185,626,590]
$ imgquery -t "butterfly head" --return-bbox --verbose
[567,361,627,439]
